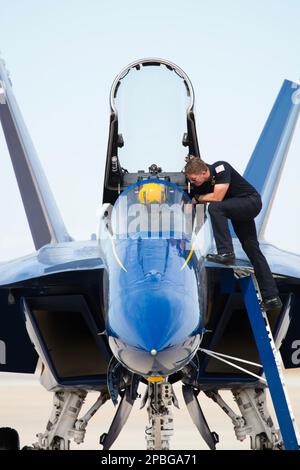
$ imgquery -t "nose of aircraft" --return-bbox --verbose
[107,282,202,376]
[108,334,201,377]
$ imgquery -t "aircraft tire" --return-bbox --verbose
[0,427,20,450]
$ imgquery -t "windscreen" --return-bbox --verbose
[111,180,193,240]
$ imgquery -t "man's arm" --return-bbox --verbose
[195,183,229,203]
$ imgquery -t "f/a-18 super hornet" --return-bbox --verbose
[0,57,300,450]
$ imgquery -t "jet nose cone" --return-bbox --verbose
[107,275,203,377]
[108,334,201,377]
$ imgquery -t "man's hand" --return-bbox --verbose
[197,183,229,203]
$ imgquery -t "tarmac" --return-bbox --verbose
[0,370,299,450]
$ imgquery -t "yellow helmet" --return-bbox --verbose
[139,182,166,204]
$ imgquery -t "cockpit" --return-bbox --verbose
[102,58,201,205]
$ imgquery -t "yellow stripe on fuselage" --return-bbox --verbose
[110,236,127,272]
[180,241,196,271]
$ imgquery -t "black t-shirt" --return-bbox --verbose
[192,161,258,200]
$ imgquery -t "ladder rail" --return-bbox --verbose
[239,274,300,450]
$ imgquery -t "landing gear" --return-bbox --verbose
[182,385,219,450]
[0,427,20,450]
[206,388,282,450]
[143,381,177,450]
[32,389,108,450]
[99,357,141,450]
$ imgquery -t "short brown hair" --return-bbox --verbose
[184,156,208,174]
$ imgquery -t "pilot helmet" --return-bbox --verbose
[139,182,166,204]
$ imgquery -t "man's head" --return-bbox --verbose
[184,156,210,186]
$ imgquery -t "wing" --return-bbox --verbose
[0,57,72,250]
[231,239,300,279]
[0,241,108,376]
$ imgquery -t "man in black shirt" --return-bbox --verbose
[184,156,282,312]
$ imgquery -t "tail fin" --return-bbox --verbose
[243,80,300,239]
[0,58,72,250]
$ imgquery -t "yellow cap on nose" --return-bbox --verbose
[147,376,164,383]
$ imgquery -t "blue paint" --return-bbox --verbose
[244,81,299,195]
[239,275,299,450]
[106,180,203,376]
[107,236,203,376]
[231,80,300,238]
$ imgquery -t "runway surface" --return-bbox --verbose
[0,370,299,450]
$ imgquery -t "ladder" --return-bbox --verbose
[236,272,300,450]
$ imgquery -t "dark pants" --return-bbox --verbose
[208,193,278,299]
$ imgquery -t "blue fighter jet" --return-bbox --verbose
[0,57,300,450]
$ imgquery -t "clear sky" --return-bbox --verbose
[0,0,300,260]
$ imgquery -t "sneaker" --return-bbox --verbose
[206,252,235,265]
[262,296,283,313]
